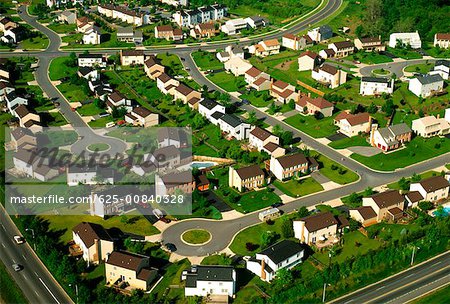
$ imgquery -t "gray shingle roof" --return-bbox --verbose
[415,74,443,85]
[258,240,304,264]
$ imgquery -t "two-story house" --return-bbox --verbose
[362,190,405,222]
[182,265,236,297]
[144,56,165,80]
[312,64,347,89]
[155,170,195,196]
[360,77,394,96]
[293,212,346,244]
[354,36,385,52]
[198,99,226,125]
[270,80,298,103]
[218,114,251,140]
[295,94,334,117]
[298,51,321,71]
[229,164,265,192]
[369,123,412,152]
[72,222,114,265]
[409,176,449,202]
[120,50,145,66]
[328,41,355,57]
[125,106,159,127]
[269,153,309,180]
[334,111,372,137]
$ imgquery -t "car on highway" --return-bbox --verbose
[12,263,22,272]
[14,235,24,244]
[164,243,177,252]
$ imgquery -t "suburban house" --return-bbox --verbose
[229,164,265,192]
[354,36,385,52]
[298,51,321,71]
[149,145,181,170]
[307,25,333,42]
[334,111,372,137]
[9,127,36,151]
[245,16,269,29]
[13,150,58,181]
[250,39,281,58]
[312,64,347,89]
[67,165,115,186]
[72,222,114,265]
[13,104,42,131]
[360,77,394,95]
[1,27,26,44]
[294,212,348,245]
[404,191,425,209]
[144,56,165,80]
[318,48,336,59]
[158,128,188,148]
[224,56,252,76]
[362,190,405,222]
[117,27,143,44]
[295,94,334,117]
[172,4,227,27]
[270,80,298,103]
[0,81,14,102]
[82,25,101,45]
[221,18,248,35]
[106,91,133,113]
[155,170,195,196]
[408,74,444,98]
[282,33,313,51]
[218,114,251,140]
[269,153,310,180]
[78,67,98,80]
[249,76,272,91]
[125,106,159,127]
[198,99,226,125]
[78,54,107,68]
[173,84,202,107]
[0,17,17,32]
[433,60,449,80]
[76,16,95,33]
[389,32,421,49]
[154,25,183,41]
[105,251,157,291]
[249,126,280,151]
[349,206,378,227]
[196,175,210,192]
[225,45,245,59]
[120,50,145,66]
[6,92,28,113]
[328,41,355,57]
[246,240,305,282]
[190,23,216,39]
[244,67,270,85]
[161,0,189,6]
[261,142,286,158]
[156,73,180,95]
[58,10,77,24]
[409,176,449,202]
[369,123,412,152]
[182,265,236,297]
[97,4,150,26]
[411,115,450,137]
[434,33,450,49]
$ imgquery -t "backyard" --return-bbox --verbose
[313,152,359,185]
[273,177,324,197]
[207,71,246,92]
[192,50,224,71]
[284,114,338,138]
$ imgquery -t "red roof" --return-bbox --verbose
[436,33,450,40]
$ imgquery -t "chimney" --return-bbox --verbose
[370,124,378,147]
[93,238,100,263]
[307,92,311,97]
[261,259,266,281]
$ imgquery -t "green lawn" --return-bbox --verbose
[57,83,89,103]
[386,47,422,60]
[62,32,133,49]
[19,35,49,50]
[87,143,110,151]
[313,152,359,185]
[372,68,391,76]
[240,91,272,107]
[284,114,338,138]
[181,229,211,244]
[328,135,370,149]
[273,177,323,197]
[387,171,440,190]
[47,23,77,34]
[88,116,114,128]
[44,112,68,126]
[49,56,77,81]
[0,261,28,304]
[41,214,160,244]
[351,137,450,171]
[77,103,105,116]
[233,189,281,213]
[207,71,246,92]
[192,51,224,70]
[404,63,433,74]
[151,259,190,301]
[350,52,393,65]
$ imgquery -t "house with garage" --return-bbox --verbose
[334,111,372,137]
[120,50,145,66]
[9,127,36,151]
[295,94,334,117]
[434,33,450,49]
[244,67,270,86]
[360,77,394,96]
[78,54,107,68]
[411,115,450,137]
[270,80,298,103]
[269,153,310,180]
[248,126,280,152]
[72,222,114,265]
[282,33,313,51]
[307,25,333,42]
[250,39,280,58]
[349,206,378,227]
[198,99,225,125]
[154,25,183,41]
[312,64,347,89]
[14,105,42,131]
[389,32,421,49]
[182,265,236,297]
[78,67,99,80]
[117,27,143,44]
[261,142,286,158]
[0,81,14,102]
[125,107,159,127]
[58,10,77,24]
[144,56,165,80]
[245,16,269,29]
[328,41,355,58]
[229,164,265,192]
[298,51,321,71]
[1,27,26,44]
[354,36,385,52]
[369,123,412,152]
[173,84,202,108]
[409,176,449,203]
[106,91,133,113]
[218,114,251,140]
[0,17,17,32]
[224,56,252,76]
[404,191,425,209]
[318,48,336,59]
[246,240,305,282]
[155,170,195,196]
[5,91,27,113]
[293,212,348,245]
[67,165,115,186]
[190,23,216,39]
[156,73,180,95]
[225,45,245,59]
[105,251,157,291]
[408,74,444,98]
[362,190,405,222]
[221,18,248,35]
[433,60,449,80]
[82,25,102,45]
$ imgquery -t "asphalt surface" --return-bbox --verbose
[330,251,450,304]
[0,205,74,304]
[359,58,439,78]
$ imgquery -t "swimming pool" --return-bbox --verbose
[191,161,217,169]
[433,206,450,217]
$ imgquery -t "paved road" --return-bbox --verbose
[330,251,450,304]
[359,58,439,78]
[0,205,74,304]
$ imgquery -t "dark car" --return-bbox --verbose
[242,99,250,105]
[165,243,177,252]
[160,217,171,223]
[271,202,283,208]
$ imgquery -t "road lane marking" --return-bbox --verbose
[1,224,5,230]
[35,291,40,296]
[1,243,5,248]
[38,277,61,304]
[376,286,385,290]
[22,254,27,260]
[35,271,39,277]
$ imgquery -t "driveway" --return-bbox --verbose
[348,146,382,157]
[327,133,348,142]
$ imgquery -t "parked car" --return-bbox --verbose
[242,99,250,105]
[160,217,171,224]
[13,235,24,244]
[271,202,283,208]
[164,243,177,252]
[12,264,22,272]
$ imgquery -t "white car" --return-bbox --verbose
[14,235,24,244]
[12,263,22,272]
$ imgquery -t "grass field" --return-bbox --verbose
[151,259,190,301]
[47,23,77,34]
[44,112,68,126]
[350,52,393,65]
[57,83,89,102]
[181,229,211,244]
[284,114,338,138]
[240,91,272,107]
[19,35,49,50]
[77,103,105,116]
[328,135,370,149]
[387,171,440,190]
[207,71,246,92]
[411,284,450,304]
[313,152,359,185]
[273,177,323,197]
[351,137,450,171]
[87,143,110,151]
[0,261,28,304]
[404,63,433,74]
[192,51,224,70]
[232,189,281,213]
[49,56,77,81]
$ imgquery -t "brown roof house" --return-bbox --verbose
[250,39,281,57]
[125,106,159,127]
[229,164,265,192]
[433,33,450,49]
[120,50,145,66]
[144,55,165,80]
[349,206,378,227]
[409,176,449,203]
[244,66,271,91]
[270,80,298,103]
[248,126,284,157]
[362,190,405,222]
[311,64,347,89]
[155,170,195,196]
[293,212,348,245]
[298,51,321,71]
[72,222,114,265]
[328,41,355,58]
[282,33,313,51]
[296,94,334,117]
[173,84,202,109]
[190,23,216,39]
[105,251,157,291]
[269,153,314,181]
[354,36,385,52]
[334,111,372,137]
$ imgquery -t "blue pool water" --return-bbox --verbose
[433,206,450,217]
[191,162,217,169]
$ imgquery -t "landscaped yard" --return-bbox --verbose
[19,35,49,50]
[49,56,77,81]
[77,103,105,116]
[233,189,281,213]
[240,90,272,107]
[284,114,338,138]
[47,23,77,34]
[351,137,450,171]
[207,71,246,92]
[387,171,440,190]
[273,177,323,197]
[43,112,68,127]
[313,152,359,185]
[328,135,370,149]
[87,143,110,152]
[88,116,114,128]
[386,47,422,60]
[181,229,211,244]
[404,63,433,74]
[57,83,89,102]
[350,52,393,65]
[192,50,224,70]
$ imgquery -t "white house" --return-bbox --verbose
[78,67,99,80]
[221,18,248,35]
[182,265,236,297]
[5,92,28,113]
[120,50,145,66]
[307,25,333,42]
[156,73,180,95]
[411,115,450,137]
[293,212,346,245]
[249,126,280,151]
[434,33,450,49]
[246,240,304,282]
[78,54,107,68]
[312,64,347,89]
[282,33,313,51]
[245,16,268,29]
[67,165,115,186]
[0,81,15,102]
[328,41,355,57]
[218,114,251,140]
[224,56,252,76]
[224,45,245,59]
[250,39,280,58]
[389,32,421,49]
[408,74,444,98]
[433,60,449,80]
[82,25,101,44]
[198,99,225,125]
[298,51,321,71]
[334,111,372,137]
[72,222,114,265]
[410,176,449,202]
[244,67,270,85]
[360,77,394,96]
[269,153,309,181]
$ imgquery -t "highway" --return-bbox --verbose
[330,251,450,304]
[0,205,74,304]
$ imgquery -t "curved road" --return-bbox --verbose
[360,58,440,78]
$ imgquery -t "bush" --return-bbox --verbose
[246,242,257,251]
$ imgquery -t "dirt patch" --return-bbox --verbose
[274,59,295,71]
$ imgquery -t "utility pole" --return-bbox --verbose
[25,228,36,251]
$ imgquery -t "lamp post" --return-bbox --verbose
[69,284,78,304]
[25,228,35,251]
[411,246,420,266]
[322,283,331,303]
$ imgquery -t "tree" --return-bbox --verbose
[381,99,395,116]
[280,131,293,146]
[261,231,278,248]
[281,217,294,238]
[297,206,310,218]
[418,201,433,211]
[275,268,293,285]
[398,177,410,190]
[247,111,258,125]
[367,103,378,114]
